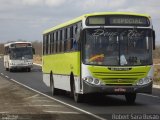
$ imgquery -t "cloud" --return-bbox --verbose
[22,0,43,5]
[80,0,127,11]
[44,0,66,7]
[0,0,68,7]
[0,0,160,43]
[21,0,67,6]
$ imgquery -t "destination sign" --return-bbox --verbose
[109,16,149,26]
[11,43,31,48]
[88,17,105,25]
[86,15,150,26]
[16,43,28,47]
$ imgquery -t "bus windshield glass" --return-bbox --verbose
[83,28,153,66]
[10,47,33,60]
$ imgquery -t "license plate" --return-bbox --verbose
[114,88,126,92]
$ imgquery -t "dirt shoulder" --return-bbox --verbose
[0,76,42,114]
[0,76,96,120]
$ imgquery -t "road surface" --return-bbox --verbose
[0,58,160,120]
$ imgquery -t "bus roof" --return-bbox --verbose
[43,12,150,34]
[4,41,32,47]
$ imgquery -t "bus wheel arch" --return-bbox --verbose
[70,72,83,103]
[50,71,58,95]
[70,72,74,95]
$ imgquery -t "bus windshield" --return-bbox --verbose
[83,28,153,66]
[10,47,33,60]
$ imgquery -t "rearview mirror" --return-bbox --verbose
[153,30,155,50]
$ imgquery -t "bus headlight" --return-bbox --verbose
[84,76,93,83]
[94,79,100,85]
[88,77,94,83]
[83,76,104,85]
[10,63,15,66]
[136,77,152,85]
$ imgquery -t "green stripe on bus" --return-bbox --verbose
[42,52,81,76]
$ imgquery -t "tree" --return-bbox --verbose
[32,41,42,55]
[0,44,4,55]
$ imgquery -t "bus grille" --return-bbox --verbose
[92,72,145,85]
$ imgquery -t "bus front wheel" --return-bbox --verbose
[9,68,13,72]
[72,81,83,103]
[125,93,136,104]
[27,68,31,72]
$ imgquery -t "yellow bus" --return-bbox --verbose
[42,12,155,103]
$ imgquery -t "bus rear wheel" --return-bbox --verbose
[9,68,13,72]
[26,68,31,72]
[6,68,9,71]
[50,72,59,96]
[125,93,136,104]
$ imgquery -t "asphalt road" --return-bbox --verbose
[0,58,160,120]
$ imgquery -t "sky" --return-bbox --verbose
[0,0,160,44]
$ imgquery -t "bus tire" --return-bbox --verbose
[71,75,83,103]
[9,68,13,72]
[27,68,31,72]
[6,68,9,71]
[50,71,58,96]
[125,93,136,104]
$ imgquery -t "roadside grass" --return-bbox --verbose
[154,65,160,85]
[33,55,42,65]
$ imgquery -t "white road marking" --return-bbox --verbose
[31,99,53,102]
[0,112,9,113]
[5,76,9,78]
[23,94,39,100]
[1,73,4,75]
[26,105,63,107]
[33,63,42,66]
[139,93,160,98]
[9,78,106,120]
[43,111,79,114]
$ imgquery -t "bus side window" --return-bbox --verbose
[72,25,79,51]
[67,27,71,51]
[61,29,65,52]
[59,30,63,52]
[57,31,60,53]
[48,33,51,54]
[53,32,56,53]
[50,32,54,54]
[70,26,74,51]
[74,22,82,51]
[64,28,67,52]
[43,35,48,55]
[56,31,58,53]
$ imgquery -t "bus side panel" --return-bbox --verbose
[42,52,81,91]
[4,55,9,69]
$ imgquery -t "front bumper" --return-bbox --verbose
[10,65,32,69]
[83,81,152,94]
